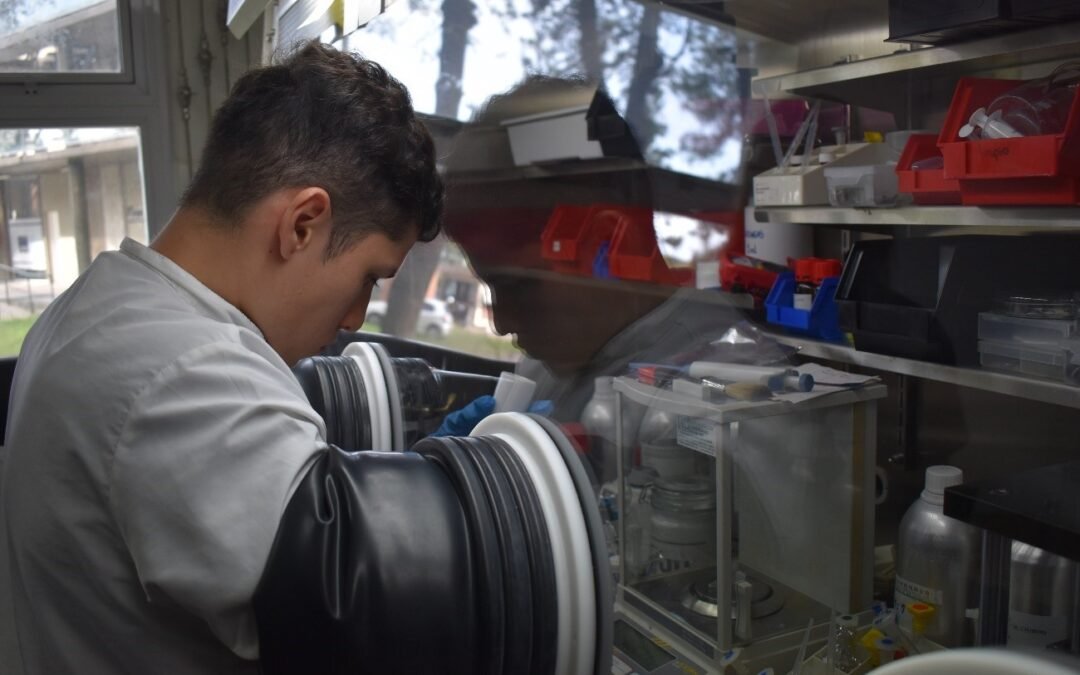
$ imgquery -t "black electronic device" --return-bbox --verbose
[888,0,1026,44]
[836,235,1080,366]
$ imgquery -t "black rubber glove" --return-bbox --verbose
[253,447,478,675]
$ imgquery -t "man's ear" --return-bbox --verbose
[277,187,332,260]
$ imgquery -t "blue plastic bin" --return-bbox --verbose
[765,271,844,342]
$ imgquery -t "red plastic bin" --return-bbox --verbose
[897,133,961,205]
[540,205,637,276]
[607,212,689,286]
[938,77,1080,205]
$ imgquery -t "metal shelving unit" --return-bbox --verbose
[446,157,743,212]
[752,205,1080,230]
[747,22,1080,407]
[752,21,1080,107]
[768,332,1080,410]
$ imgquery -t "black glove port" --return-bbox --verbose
[293,347,498,450]
[274,350,612,675]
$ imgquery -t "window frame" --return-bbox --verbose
[0,0,135,85]
[0,0,175,235]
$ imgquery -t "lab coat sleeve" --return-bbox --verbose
[108,341,326,660]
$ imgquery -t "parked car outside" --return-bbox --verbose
[365,298,454,339]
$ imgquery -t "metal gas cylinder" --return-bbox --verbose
[1008,542,1078,650]
[895,465,981,648]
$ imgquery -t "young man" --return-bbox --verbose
[0,42,442,673]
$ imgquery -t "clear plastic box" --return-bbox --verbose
[978,339,1069,381]
[978,312,1077,345]
[825,163,900,207]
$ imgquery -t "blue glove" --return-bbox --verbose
[527,399,554,417]
[430,395,496,437]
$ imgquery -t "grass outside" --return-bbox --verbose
[0,316,37,358]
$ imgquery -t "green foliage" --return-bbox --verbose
[0,316,36,357]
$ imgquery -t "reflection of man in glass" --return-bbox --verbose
[444,77,749,422]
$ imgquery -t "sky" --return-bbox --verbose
[5,0,114,31]
[344,0,743,183]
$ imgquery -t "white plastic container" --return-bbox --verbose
[581,376,642,483]
[501,106,604,166]
[979,340,1070,382]
[743,203,815,266]
[978,312,1077,345]
[823,142,903,207]
[825,163,900,207]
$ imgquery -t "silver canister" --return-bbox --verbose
[1008,542,1078,649]
[895,466,981,648]
[648,476,717,576]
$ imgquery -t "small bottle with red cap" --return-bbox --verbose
[792,257,842,310]
[793,258,816,310]
[812,259,842,296]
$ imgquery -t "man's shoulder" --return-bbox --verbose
[11,252,290,433]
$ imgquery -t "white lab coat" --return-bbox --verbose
[0,239,326,674]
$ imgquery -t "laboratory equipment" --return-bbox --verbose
[824,143,903,208]
[895,466,982,648]
[293,342,499,450]
[686,362,813,393]
[492,371,537,412]
[612,374,884,673]
[978,339,1080,384]
[285,349,616,674]
[753,143,879,206]
[979,64,1080,139]
[836,235,1080,366]
[978,311,1077,344]
[1008,542,1078,649]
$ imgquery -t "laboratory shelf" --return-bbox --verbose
[752,21,1080,106]
[752,205,1080,230]
[768,332,1080,410]
[944,461,1080,562]
[446,157,742,212]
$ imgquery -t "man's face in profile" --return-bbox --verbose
[475,258,641,375]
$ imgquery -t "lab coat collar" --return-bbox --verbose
[120,238,264,338]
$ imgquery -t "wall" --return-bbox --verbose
[160,0,267,225]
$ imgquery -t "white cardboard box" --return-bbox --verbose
[501,105,605,166]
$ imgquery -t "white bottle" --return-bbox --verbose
[894,465,981,648]
[580,376,641,484]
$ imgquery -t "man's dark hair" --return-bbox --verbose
[182,41,442,254]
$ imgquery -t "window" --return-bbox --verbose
[0,0,122,74]
[348,2,743,366]
[350,0,742,182]
[0,0,172,356]
[0,126,146,353]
